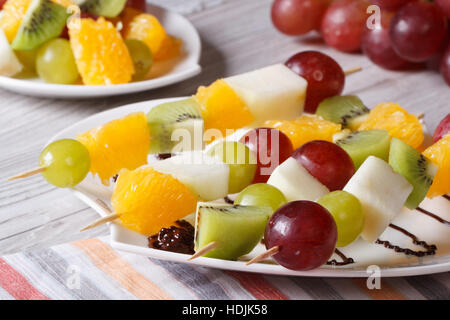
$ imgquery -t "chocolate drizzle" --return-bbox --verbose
[326,249,354,266]
[224,196,234,204]
[156,153,175,160]
[148,220,195,254]
[416,207,450,226]
[376,223,437,257]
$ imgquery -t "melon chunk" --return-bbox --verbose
[224,64,307,124]
[343,156,413,243]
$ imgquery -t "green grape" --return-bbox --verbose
[318,191,364,247]
[36,39,79,84]
[125,39,153,81]
[207,141,257,194]
[15,49,38,73]
[235,183,287,213]
[39,139,90,188]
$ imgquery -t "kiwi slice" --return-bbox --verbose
[81,0,127,18]
[389,138,438,209]
[147,98,204,154]
[336,130,390,169]
[11,0,69,51]
[316,95,370,130]
[195,203,271,260]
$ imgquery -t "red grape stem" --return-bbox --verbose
[344,66,363,76]
[245,246,280,266]
[187,241,219,261]
[80,199,121,232]
[7,167,46,181]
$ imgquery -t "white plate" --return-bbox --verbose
[0,4,201,99]
[49,98,450,278]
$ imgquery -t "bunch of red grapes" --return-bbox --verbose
[272,0,450,86]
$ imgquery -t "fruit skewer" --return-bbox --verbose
[7,60,361,187]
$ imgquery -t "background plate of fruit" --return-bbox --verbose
[0,0,201,98]
[11,58,450,277]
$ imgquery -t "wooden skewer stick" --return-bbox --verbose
[344,66,363,76]
[245,246,279,266]
[187,241,219,261]
[80,199,121,232]
[8,167,46,181]
[417,112,425,120]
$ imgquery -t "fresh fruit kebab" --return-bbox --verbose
[0,0,182,84]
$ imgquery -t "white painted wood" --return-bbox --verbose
[0,0,448,255]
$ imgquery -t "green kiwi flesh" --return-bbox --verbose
[389,138,438,209]
[147,98,204,154]
[336,130,390,169]
[316,95,370,130]
[194,203,271,260]
[81,0,127,18]
[12,0,69,51]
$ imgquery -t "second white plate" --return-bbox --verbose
[0,4,201,99]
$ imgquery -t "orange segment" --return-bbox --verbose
[124,13,166,55]
[0,0,33,42]
[119,7,142,36]
[69,17,134,85]
[154,35,182,61]
[76,112,150,184]
[423,134,450,198]
[358,103,424,149]
[195,79,254,140]
[112,167,198,235]
[264,115,342,149]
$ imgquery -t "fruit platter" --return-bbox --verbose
[10,51,450,277]
[0,0,201,98]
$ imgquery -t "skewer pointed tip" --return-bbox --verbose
[80,213,121,232]
[245,246,279,266]
[344,66,363,76]
[187,241,219,261]
[8,167,46,181]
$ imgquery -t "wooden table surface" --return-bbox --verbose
[0,0,449,256]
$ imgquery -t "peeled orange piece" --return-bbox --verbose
[124,13,166,55]
[423,134,450,198]
[195,79,254,140]
[154,35,182,61]
[77,112,150,184]
[358,103,424,149]
[112,167,198,235]
[69,17,134,85]
[0,0,33,42]
[264,115,342,149]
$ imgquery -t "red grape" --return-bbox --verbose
[441,44,450,87]
[433,114,450,143]
[292,140,355,191]
[271,0,331,35]
[390,2,448,62]
[285,51,345,113]
[370,0,413,11]
[265,201,337,271]
[240,128,294,183]
[436,0,450,18]
[126,0,147,12]
[320,0,370,52]
[0,0,6,10]
[361,11,410,70]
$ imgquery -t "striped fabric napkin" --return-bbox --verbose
[0,237,448,300]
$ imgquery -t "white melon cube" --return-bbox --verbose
[344,156,413,243]
[224,64,307,124]
[150,151,229,201]
[0,30,23,77]
[268,157,329,202]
